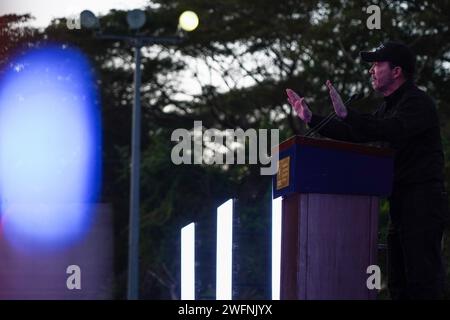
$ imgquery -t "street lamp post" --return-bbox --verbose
[80,9,199,300]
[128,39,142,300]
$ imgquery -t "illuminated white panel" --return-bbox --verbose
[216,199,233,300]
[272,197,282,300]
[181,222,195,300]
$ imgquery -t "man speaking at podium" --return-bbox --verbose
[286,41,449,300]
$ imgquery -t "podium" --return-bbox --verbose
[273,136,394,300]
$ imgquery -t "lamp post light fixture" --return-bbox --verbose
[178,11,199,32]
[80,10,100,29]
[80,8,199,300]
[126,9,147,30]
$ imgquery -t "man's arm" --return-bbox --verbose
[308,112,376,143]
[343,95,435,143]
[286,86,378,143]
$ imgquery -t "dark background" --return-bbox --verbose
[0,0,449,299]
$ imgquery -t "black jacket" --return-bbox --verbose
[308,80,445,189]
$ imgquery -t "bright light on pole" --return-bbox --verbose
[179,11,199,32]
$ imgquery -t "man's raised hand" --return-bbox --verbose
[326,80,347,118]
[286,88,312,123]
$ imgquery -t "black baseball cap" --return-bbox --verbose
[359,41,416,76]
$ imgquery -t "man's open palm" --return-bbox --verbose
[286,88,312,123]
[326,80,347,118]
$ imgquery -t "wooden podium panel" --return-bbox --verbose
[274,136,393,300]
[281,193,378,299]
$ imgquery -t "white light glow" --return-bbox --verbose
[272,197,282,300]
[179,10,199,32]
[216,199,233,300]
[181,222,195,300]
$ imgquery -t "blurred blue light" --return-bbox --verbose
[0,45,102,250]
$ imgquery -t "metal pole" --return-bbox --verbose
[127,42,142,300]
